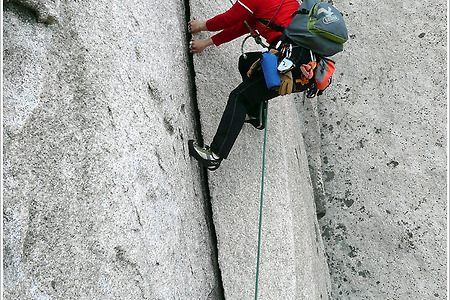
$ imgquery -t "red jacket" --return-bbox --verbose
[206,0,300,46]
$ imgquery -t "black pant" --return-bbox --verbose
[210,48,313,159]
[210,52,278,159]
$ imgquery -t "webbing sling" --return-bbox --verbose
[254,100,268,300]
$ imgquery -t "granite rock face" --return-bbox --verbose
[3,1,221,298]
[296,0,447,299]
[4,0,331,299]
[6,0,443,299]
[188,1,332,299]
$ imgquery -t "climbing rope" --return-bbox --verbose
[254,101,268,300]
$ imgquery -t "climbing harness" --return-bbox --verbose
[254,100,268,300]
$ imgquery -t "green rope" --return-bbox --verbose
[255,101,268,300]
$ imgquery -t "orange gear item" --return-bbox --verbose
[296,60,317,85]
[300,61,317,80]
[315,59,335,91]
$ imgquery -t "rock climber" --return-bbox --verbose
[188,0,316,170]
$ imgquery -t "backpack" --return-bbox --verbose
[258,1,347,97]
[281,0,348,57]
[259,0,348,57]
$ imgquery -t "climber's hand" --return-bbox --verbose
[189,38,213,54]
[278,71,293,96]
[188,19,207,33]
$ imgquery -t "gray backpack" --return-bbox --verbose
[279,0,348,56]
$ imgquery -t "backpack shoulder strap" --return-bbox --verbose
[257,18,286,32]
[293,8,310,15]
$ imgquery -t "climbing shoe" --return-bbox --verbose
[188,140,222,171]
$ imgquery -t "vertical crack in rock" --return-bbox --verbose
[184,1,225,299]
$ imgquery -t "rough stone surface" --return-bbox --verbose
[189,1,332,299]
[5,0,61,24]
[6,0,445,299]
[296,96,327,219]
[296,0,448,299]
[3,1,221,298]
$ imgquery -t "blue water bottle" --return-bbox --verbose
[260,48,281,90]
